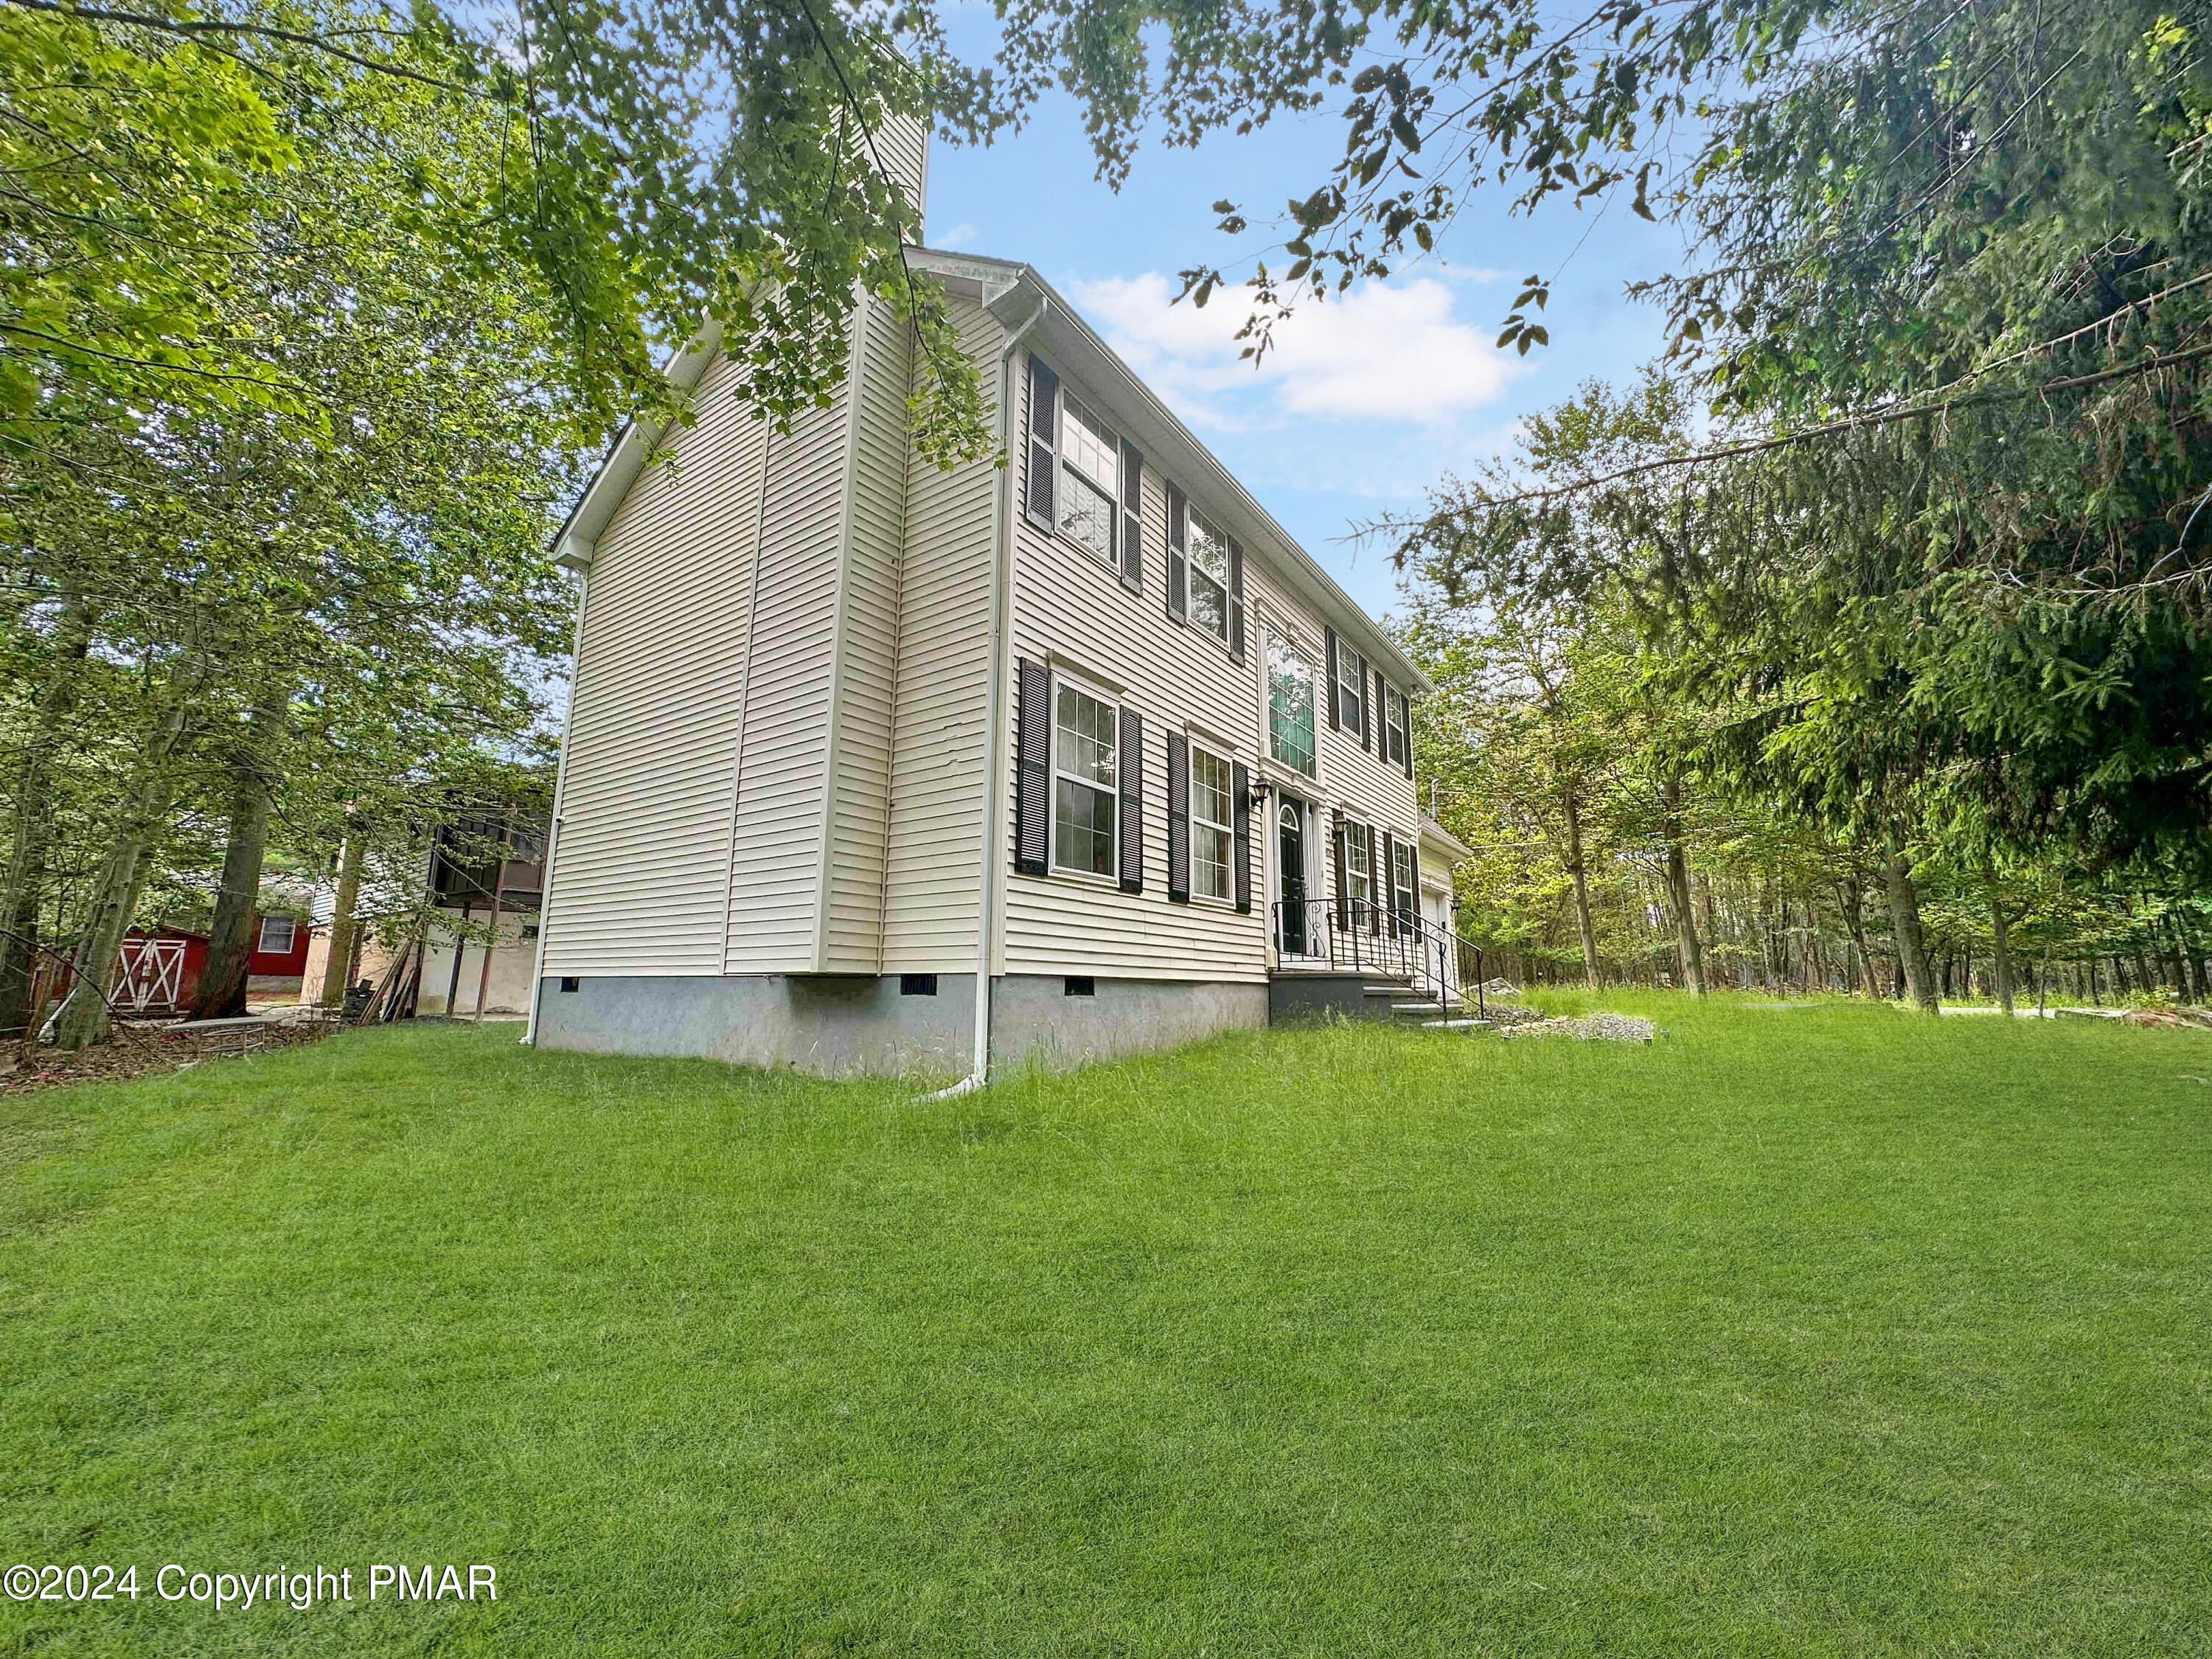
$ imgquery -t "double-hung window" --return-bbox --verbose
[1336,644,1366,730]
[1384,686,1409,768]
[1052,680,1119,876]
[1190,743,1234,900]
[257,916,296,954]
[1342,818,1372,914]
[1187,508,1232,642]
[1059,396,1119,566]
[1267,629,1318,777]
[1391,838,1417,928]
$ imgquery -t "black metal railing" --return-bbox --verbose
[1270,897,1485,1019]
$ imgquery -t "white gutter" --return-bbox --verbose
[521,566,592,1046]
[921,294,1048,1102]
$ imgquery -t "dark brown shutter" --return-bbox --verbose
[1399,689,1414,779]
[1025,357,1058,532]
[1015,658,1051,875]
[1166,730,1191,902]
[1228,538,1245,661]
[1366,821,1381,932]
[1324,627,1340,729]
[1231,761,1251,914]
[1331,813,1348,929]
[1382,830,1398,934]
[1120,441,1144,593]
[1358,656,1372,750]
[1118,707,1144,894]
[1164,484,1188,624]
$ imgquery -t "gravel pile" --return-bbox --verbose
[1500,1012,1658,1043]
[1477,1001,1548,1029]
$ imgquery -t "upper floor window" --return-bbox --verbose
[1335,642,1366,730]
[1053,681,1118,876]
[1384,685,1409,769]
[1059,395,1119,566]
[1190,742,1234,900]
[1266,629,1317,778]
[1187,508,1231,642]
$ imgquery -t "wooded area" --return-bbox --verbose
[3,0,2206,1043]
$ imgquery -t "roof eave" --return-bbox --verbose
[548,320,726,573]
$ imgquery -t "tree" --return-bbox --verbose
[6,33,597,1048]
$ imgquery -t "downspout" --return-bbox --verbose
[923,293,1046,1102]
[522,566,591,1046]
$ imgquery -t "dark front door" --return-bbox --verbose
[1278,800,1307,955]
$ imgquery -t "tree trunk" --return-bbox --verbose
[1837,877,1880,999]
[0,594,97,1038]
[1562,790,1601,991]
[1988,885,2015,1016]
[319,831,366,1009]
[49,663,207,1050]
[1660,781,1706,996]
[1881,832,1939,1015]
[184,691,288,1021]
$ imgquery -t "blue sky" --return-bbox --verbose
[922,43,1686,624]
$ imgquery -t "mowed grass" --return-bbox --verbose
[1,1000,2208,1657]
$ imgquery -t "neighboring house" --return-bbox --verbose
[527,121,1481,1079]
[297,810,546,1017]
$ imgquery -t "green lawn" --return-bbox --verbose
[2,999,2208,1656]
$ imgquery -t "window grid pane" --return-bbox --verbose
[1344,821,1371,904]
[1195,824,1232,900]
[1059,472,1114,564]
[1190,568,1228,640]
[1054,780,1116,875]
[1062,396,1118,495]
[1055,685,1116,787]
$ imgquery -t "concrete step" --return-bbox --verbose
[1389,1000,1446,1015]
[1420,1018,1492,1031]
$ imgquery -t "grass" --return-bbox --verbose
[1,997,2208,1656]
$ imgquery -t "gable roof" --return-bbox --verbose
[909,248,1430,695]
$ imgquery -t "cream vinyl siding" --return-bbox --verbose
[543,349,764,977]
[879,295,1000,970]
[1002,356,1270,984]
[720,349,854,973]
[820,292,912,969]
[876,111,929,214]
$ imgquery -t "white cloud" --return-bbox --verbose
[933,221,978,250]
[1064,271,1524,430]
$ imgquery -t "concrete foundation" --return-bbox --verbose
[1267,971,1408,1023]
[531,973,1268,1079]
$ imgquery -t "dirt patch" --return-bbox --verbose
[1,1019,338,1097]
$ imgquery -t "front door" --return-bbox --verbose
[1278,800,1307,956]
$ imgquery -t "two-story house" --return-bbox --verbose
[525,122,1473,1080]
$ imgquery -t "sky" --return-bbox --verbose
[921,34,1687,625]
